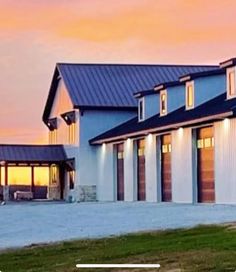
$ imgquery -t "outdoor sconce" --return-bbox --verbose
[46,117,58,131]
[61,111,76,125]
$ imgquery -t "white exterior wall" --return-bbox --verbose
[97,143,115,201]
[145,134,158,202]
[124,139,136,201]
[215,118,236,204]
[171,128,193,203]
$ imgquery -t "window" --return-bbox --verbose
[49,129,57,144]
[50,164,58,185]
[186,81,194,109]
[197,137,214,149]
[69,170,75,190]
[68,123,76,144]
[160,90,167,116]
[138,98,145,121]
[227,67,236,98]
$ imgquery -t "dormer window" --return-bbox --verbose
[160,90,167,116]
[227,67,236,98]
[186,81,194,110]
[138,97,145,121]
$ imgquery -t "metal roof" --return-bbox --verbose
[43,63,218,121]
[179,68,225,82]
[0,145,67,162]
[90,93,235,144]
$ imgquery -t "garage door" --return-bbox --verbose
[161,134,172,202]
[116,143,124,201]
[197,126,215,203]
[137,139,146,201]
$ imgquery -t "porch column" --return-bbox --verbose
[31,166,35,192]
[5,163,8,186]
[3,163,9,201]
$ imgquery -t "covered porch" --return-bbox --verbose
[0,144,74,201]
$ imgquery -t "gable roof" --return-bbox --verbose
[43,63,218,122]
[90,93,236,144]
[0,144,67,162]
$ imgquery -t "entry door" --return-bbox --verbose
[197,127,215,203]
[117,143,124,201]
[161,134,172,202]
[137,139,146,201]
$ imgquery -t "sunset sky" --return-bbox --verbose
[0,0,236,144]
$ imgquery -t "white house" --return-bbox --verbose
[91,58,236,204]
[2,59,236,204]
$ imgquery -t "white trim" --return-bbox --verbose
[160,89,167,116]
[185,81,194,110]
[227,66,236,99]
[138,97,145,122]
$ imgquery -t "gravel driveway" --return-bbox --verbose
[1,201,236,249]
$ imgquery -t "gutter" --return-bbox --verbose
[90,111,233,145]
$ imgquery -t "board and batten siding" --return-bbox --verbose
[124,138,136,201]
[97,143,116,201]
[214,118,236,204]
[145,134,158,202]
[171,127,193,203]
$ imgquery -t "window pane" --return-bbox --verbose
[187,85,193,107]
[229,71,235,96]
[139,100,143,120]
[8,167,31,185]
[34,167,49,186]
[161,93,166,114]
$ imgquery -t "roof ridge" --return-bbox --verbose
[57,62,218,67]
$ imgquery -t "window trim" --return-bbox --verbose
[160,90,167,116]
[138,97,145,122]
[186,81,194,110]
[227,67,236,99]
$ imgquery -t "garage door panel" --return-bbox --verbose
[137,139,146,201]
[197,127,215,203]
[117,143,124,201]
[161,134,172,202]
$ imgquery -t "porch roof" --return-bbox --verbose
[0,144,67,163]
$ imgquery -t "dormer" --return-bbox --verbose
[220,58,236,100]
[134,89,159,122]
[155,81,185,116]
[180,69,225,110]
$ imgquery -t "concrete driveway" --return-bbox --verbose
[1,201,236,249]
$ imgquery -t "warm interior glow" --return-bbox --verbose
[34,167,49,186]
[160,92,166,114]
[229,70,235,96]
[50,164,59,185]
[187,84,193,108]
[8,167,31,185]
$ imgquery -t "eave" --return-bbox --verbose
[90,111,233,145]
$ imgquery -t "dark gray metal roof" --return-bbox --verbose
[0,145,67,162]
[90,93,235,144]
[43,63,218,121]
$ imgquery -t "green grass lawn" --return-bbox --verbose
[1,224,236,272]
